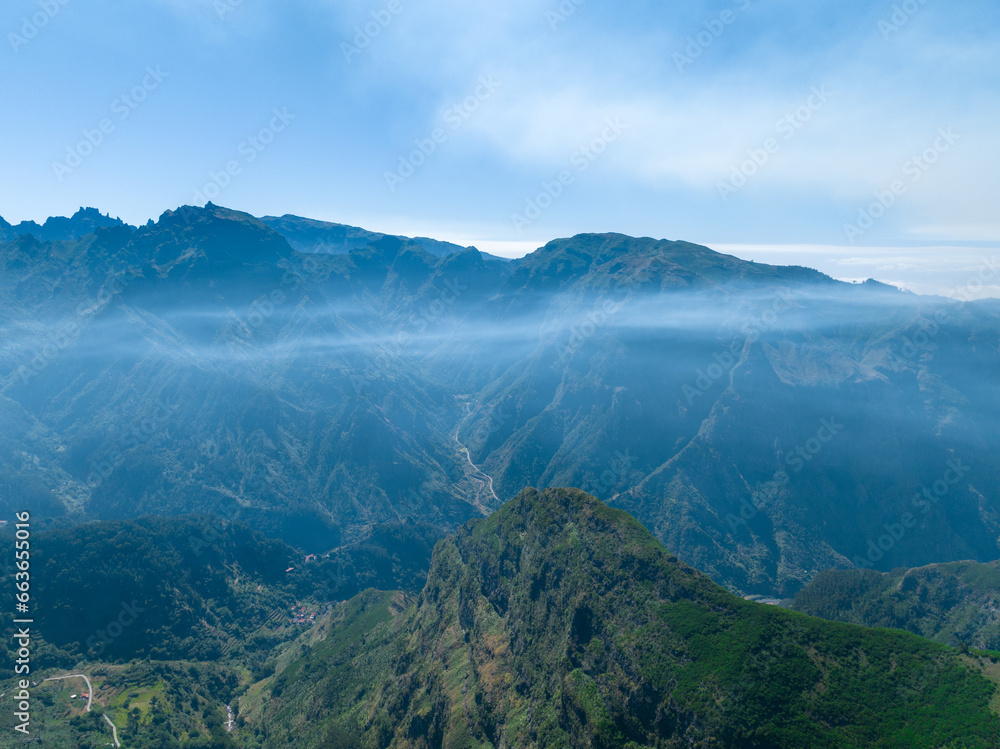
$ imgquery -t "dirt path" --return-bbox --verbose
[44,673,119,746]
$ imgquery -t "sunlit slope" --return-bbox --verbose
[246,488,1000,748]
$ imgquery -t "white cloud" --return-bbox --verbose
[715,243,1000,299]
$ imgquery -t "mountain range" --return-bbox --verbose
[0,207,130,243]
[1,203,998,597]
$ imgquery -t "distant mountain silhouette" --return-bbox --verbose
[0,206,132,242]
[260,213,509,262]
[1,204,997,597]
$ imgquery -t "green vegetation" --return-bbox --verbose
[10,515,298,665]
[0,512,446,747]
[0,513,439,670]
[4,205,1000,744]
[3,205,999,596]
[307,518,446,602]
[793,561,1000,650]
[0,661,240,749]
[245,489,1000,747]
[3,490,1000,746]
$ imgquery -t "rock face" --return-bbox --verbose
[247,488,1000,748]
[1,205,999,593]
[2,206,131,241]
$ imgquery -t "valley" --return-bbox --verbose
[2,205,997,595]
[6,1,997,744]
[2,205,1000,746]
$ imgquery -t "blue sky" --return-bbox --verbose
[2,0,998,296]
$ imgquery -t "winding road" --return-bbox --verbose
[44,673,120,747]
[43,674,93,712]
[103,714,122,747]
[454,400,499,507]
[457,441,499,504]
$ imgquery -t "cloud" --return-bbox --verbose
[714,243,1000,300]
[2,0,998,252]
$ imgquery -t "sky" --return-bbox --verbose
[1,0,998,297]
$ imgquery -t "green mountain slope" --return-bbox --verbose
[793,560,1000,651]
[0,514,441,668]
[243,489,1000,748]
[0,660,241,749]
[0,514,441,748]
[3,516,299,665]
[2,205,999,594]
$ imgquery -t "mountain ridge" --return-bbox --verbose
[243,487,1000,748]
[0,207,132,242]
[1,203,997,596]
[792,559,1000,651]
